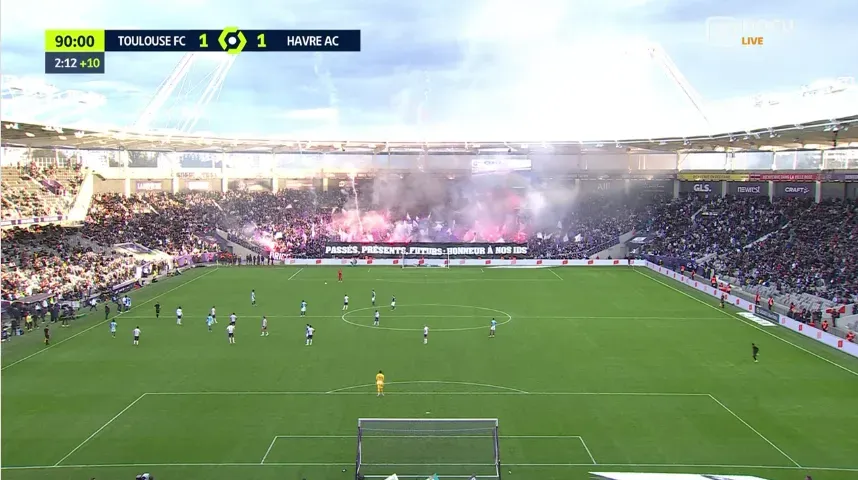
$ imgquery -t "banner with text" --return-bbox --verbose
[323,242,528,258]
[136,181,163,191]
[0,215,64,227]
[825,173,858,182]
[678,173,749,181]
[750,172,820,182]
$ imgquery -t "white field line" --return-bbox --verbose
[3,462,858,472]
[287,268,304,280]
[1,267,220,371]
[263,435,595,465]
[273,435,586,438]
[145,390,709,397]
[633,269,858,378]
[259,437,278,464]
[578,437,597,464]
[548,269,564,280]
[53,393,149,466]
[708,394,801,467]
[326,380,529,394]
[110,314,725,321]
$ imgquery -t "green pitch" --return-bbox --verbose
[2,266,857,480]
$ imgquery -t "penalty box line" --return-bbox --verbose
[5,463,858,473]
[54,391,787,469]
[260,434,596,465]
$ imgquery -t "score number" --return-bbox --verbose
[198,28,266,54]
[199,33,268,47]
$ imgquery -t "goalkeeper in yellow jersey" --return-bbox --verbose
[376,370,385,397]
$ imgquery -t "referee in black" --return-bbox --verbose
[752,343,759,363]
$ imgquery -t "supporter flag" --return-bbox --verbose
[826,305,847,314]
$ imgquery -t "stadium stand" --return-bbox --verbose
[0,163,82,221]
[2,119,858,345]
[81,192,221,256]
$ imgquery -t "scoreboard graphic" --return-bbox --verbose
[44,28,361,74]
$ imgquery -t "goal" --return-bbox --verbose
[400,254,450,268]
[355,418,501,479]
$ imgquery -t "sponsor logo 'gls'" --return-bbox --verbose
[693,183,712,192]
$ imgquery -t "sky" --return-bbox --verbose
[1,0,856,140]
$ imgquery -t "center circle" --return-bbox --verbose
[342,304,513,332]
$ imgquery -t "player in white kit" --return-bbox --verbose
[229,313,237,325]
[343,294,349,311]
[251,290,256,306]
[210,306,217,323]
[261,316,268,336]
[391,295,396,311]
[305,324,315,345]
[374,310,380,326]
[226,324,236,344]
[176,307,183,325]
[423,325,429,344]
[371,289,376,306]
[300,300,307,317]
[133,326,141,346]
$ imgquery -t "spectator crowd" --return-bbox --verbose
[1,175,856,306]
[639,194,858,305]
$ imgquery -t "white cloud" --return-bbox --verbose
[275,108,339,121]
[76,80,143,94]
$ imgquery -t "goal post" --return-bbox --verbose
[400,254,450,268]
[355,418,501,479]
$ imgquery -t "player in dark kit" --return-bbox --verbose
[44,326,50,345]
[104,304,111,320]
[752,343,759,363]
[720,293,726,308]
[154,303,161,318]
[338,269,343,282]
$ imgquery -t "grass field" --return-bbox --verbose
[2,265,858,480]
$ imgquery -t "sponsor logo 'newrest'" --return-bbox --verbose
[693,183,712,192]
[754,306,779,323]
[737,185,761,194]
[784,186,810,194]
[321,243,529,258]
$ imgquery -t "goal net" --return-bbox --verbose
[355,418,501,479]
[401,254,449,268]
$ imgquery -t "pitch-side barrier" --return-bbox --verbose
[648,263,858,360]
[265,257,858,359]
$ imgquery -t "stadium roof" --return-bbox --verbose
[2,116,858,154]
